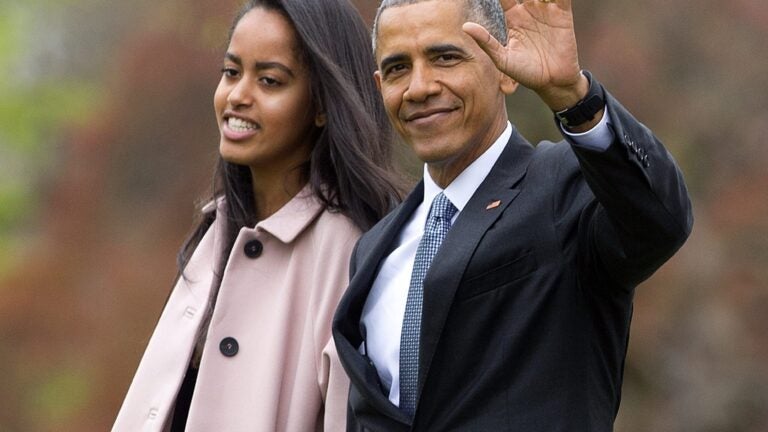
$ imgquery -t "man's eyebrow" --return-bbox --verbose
[378,43,469,72]
[224,53,295,77]
[425,43,467,56]
[379,53,409,72]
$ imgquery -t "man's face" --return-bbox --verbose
[374,0,516,183]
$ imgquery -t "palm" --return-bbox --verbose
[465,0,581,91]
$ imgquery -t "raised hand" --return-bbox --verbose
[463,0,587,111]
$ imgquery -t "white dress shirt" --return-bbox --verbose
[360,113,613,407]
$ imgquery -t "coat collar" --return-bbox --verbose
[212,184,325,244]
[256,185,325,243]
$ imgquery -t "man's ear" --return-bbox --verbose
[374,70,382,92]
[500,72,518,95]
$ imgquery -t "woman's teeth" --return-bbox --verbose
[227,117,258,132]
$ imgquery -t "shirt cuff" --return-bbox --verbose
[560,104,614,152]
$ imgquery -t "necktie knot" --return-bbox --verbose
[427,192,457,225]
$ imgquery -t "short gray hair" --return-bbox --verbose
[371,0,508,56]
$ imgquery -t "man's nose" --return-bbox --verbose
[403,63,440,102]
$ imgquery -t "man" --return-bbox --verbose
[333,0,692,430]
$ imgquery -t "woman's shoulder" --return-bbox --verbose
[301,186,361,237]
[313,206,362,240]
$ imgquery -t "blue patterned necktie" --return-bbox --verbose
[399,192,457,416]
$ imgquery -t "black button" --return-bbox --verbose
[243,240,263,258]
[220,337,239,357]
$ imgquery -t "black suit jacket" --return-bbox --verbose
[333,90,693,431]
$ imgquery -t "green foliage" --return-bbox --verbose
[24,364,93,429]
[0,2,99,266]
[0,3,100,149]
[0,7,21,66]
[0,81,99,153]
[0,181,32,277]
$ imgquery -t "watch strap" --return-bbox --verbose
[554,70,606,128]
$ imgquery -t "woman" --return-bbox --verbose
[112,0,402,430]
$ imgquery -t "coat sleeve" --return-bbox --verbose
[319,337,352,431]
[313,215,360,431]
[555,84,693,292]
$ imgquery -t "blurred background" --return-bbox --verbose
[0,0,766,430]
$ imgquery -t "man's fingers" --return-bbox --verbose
[499,0,519,11]
[462,22,507,70]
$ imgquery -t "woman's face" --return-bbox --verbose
[214,7,318,173]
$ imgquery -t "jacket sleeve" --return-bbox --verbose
[556,84,693,291]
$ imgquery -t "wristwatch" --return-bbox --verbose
[554,70,605,128]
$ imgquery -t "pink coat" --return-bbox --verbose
[113,187,359,431]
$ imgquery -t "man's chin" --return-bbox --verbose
[412,148,453,167]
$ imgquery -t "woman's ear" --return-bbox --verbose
[315,112,327,127]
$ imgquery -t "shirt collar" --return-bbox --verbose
[423,121,512,211]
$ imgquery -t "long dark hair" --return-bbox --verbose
[177,0,403,279]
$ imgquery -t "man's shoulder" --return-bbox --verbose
[529,140,579,176]
[357,202,402,245]
[356,188,422,260]
[522,138,581,183]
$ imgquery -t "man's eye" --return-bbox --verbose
[436,54,460,63]
[385,64,407,77]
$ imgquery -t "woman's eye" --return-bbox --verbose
[221,67,239,78]
[260,77,281,86]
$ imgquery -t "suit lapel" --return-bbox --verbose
[334,184,424,425]
[341,183,424,345]
[357,184,423,302]
[417,130,536,398]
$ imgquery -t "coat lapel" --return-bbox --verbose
[337,183,424,347]
[334,184,424,425]
[355,185,423,323]
[417,130,536,399]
